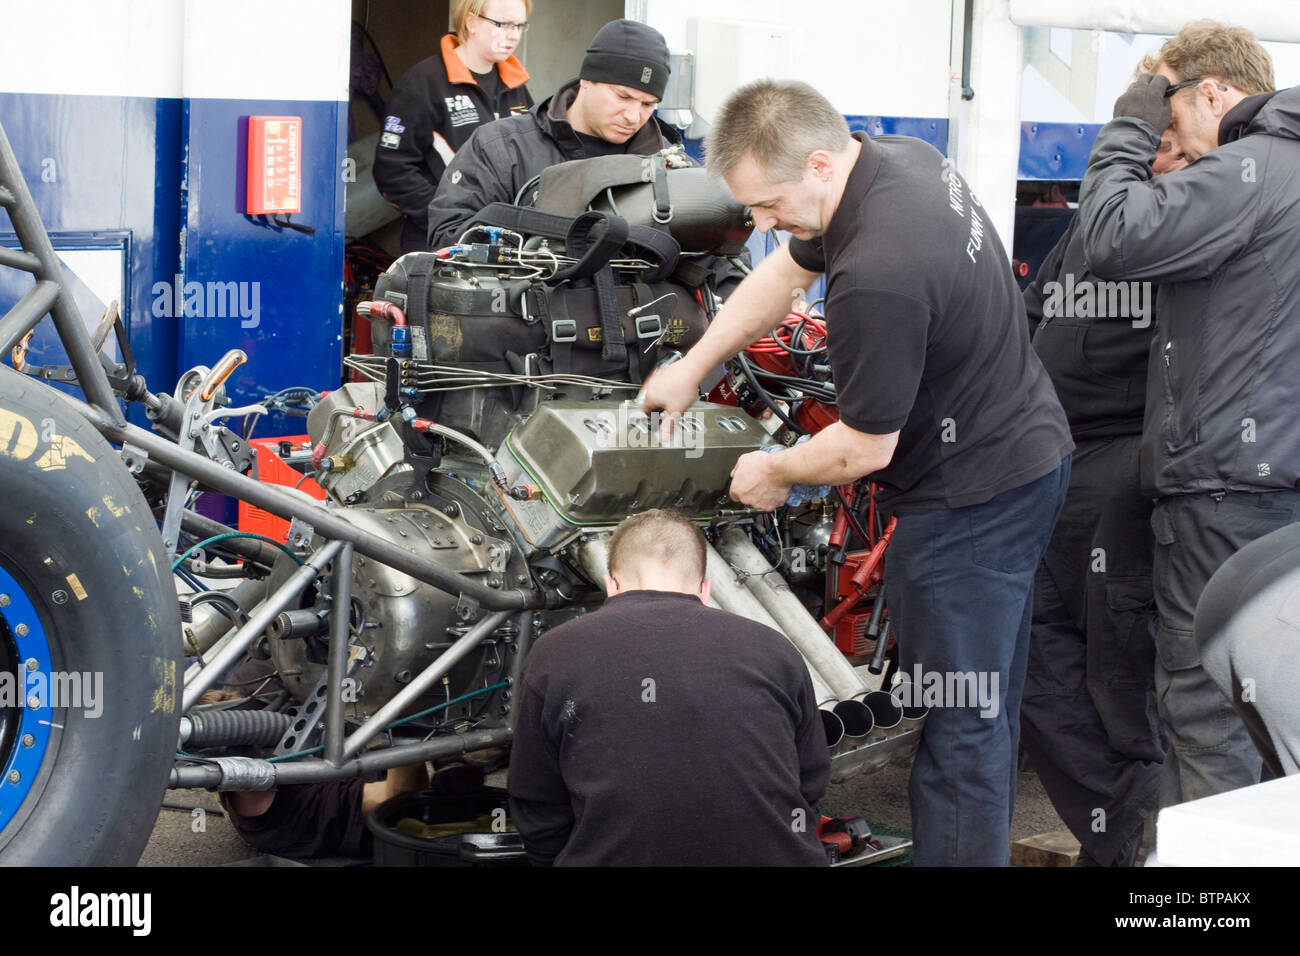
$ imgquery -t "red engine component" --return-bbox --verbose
[745,311,827,376]
[740,310,839,434]
[795,399,839,434]
[827,552,888,656]
[819,485,896,657]
[704,372,740,407]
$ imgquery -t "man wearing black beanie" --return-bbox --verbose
[426,18,678,248]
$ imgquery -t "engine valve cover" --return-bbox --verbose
[500,399,768,532]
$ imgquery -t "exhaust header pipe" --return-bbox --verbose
[715,527,870,702]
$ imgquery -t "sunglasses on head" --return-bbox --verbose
[1163,76,1228,98]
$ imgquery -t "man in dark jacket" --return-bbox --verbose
[1019,125,1184,866]
[1077,20,1299,805]
[507,509,830,866]
[426,18,679,248]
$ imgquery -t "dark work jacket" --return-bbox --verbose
[426,78,681,249]
[508,590,830,867]
[373,34,532,252]
[1024,214,1151,440]
[1078,86,1300,496]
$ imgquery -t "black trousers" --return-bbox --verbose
[1148,490,1300,804]
[1020,434,1165,865]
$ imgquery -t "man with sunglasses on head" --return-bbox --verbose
[1078,19,1300,806]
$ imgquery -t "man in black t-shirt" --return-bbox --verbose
[508,509,829,866]
[641,80,1073,865]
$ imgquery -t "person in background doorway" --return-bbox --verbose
[425,18,675,249]
[374,0,533,253]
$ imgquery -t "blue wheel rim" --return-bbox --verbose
[0,562,55,834]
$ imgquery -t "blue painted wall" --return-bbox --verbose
[0,92,347,435]
[1019,121,1103,181]
[845,115,949,149]
[178,97,347,437]
[0,92,182,421]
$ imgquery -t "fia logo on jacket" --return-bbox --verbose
[445,95,481,128]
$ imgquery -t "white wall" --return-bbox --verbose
[1022,30,1300,123]
[641,0,954,119]
[0,0,184,98]
[525,0,626,101]
[0,0,351,101]
[637,0,1020,249]
[1009,0,1300,44]
[182,0,351,101]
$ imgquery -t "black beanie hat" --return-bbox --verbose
[580,19,671,100]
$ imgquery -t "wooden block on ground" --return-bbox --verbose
[1011,828,1081,867]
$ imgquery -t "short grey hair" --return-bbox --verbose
[706,79,851,183]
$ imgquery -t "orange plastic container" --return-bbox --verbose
[237,435,326,542]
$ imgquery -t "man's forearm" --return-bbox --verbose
[1077,118,1159,279]
[680,245,821,380]
[767,422,898,486]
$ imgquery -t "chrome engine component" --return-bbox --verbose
[785,504,835,583]
[267,497,524,718]
[305,382,412,505]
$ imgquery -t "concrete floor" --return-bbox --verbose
[144,674,1069,871]
[141,662,1068,866]
[140,767,1067,866]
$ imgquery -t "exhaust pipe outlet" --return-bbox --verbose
[886,681,930,767]
[831,699,875,754]
[863,690,904,739]
[853,690,905,773]
[827,698,877,782]
[821,709,845,750]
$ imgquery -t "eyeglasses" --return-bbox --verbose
[475,13,528,35]
[1163,76,1228,98]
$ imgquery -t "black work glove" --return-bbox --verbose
[1113,73,1172,132]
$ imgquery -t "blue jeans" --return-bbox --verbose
[888,459,1069,865]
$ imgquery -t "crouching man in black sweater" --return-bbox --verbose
[508,509,830,866]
